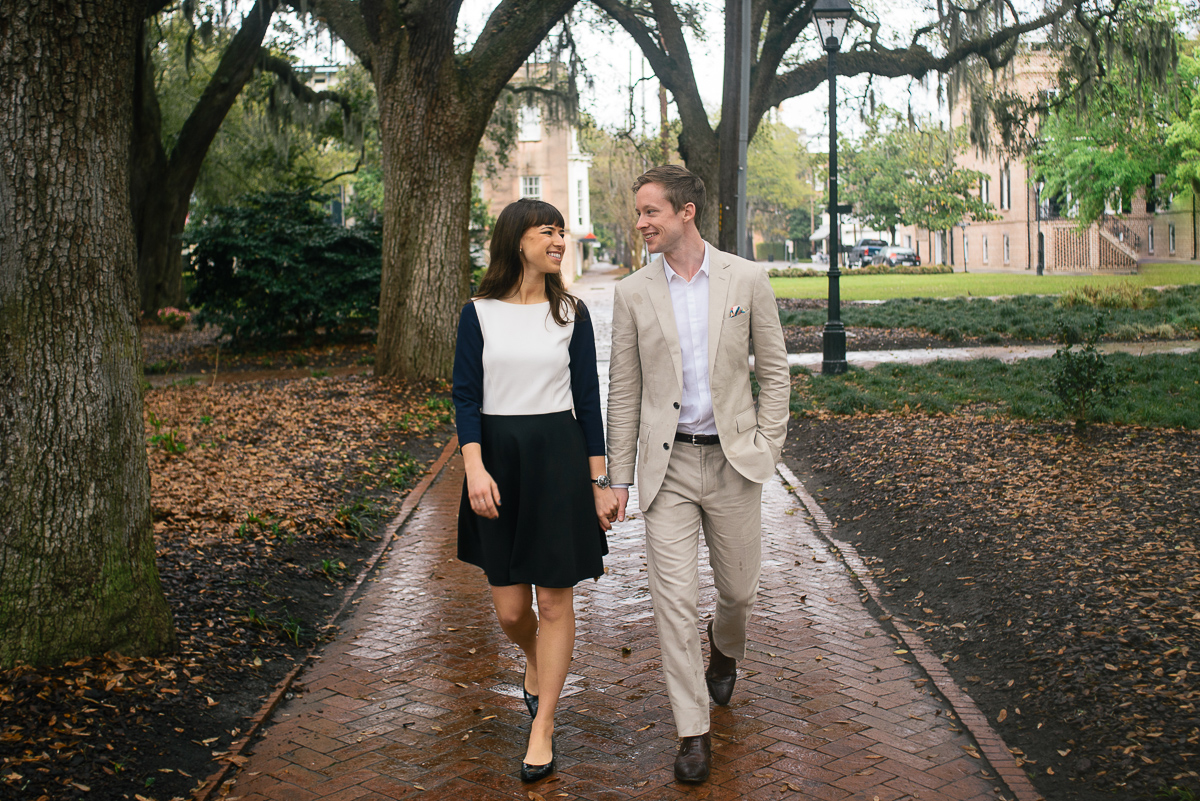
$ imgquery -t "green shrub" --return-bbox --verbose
[186,188,381,346]
[756,242,786,262]
[1056,281,1156,310]
[1050,314,1121,430]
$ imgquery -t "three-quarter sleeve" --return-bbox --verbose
[568,300,606,456]
[451,302,484,447]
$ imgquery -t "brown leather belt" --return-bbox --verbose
[674,431,720,446]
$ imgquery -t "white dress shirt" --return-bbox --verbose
[663,246,718,436]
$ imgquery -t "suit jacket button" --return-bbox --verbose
[673,402,680,409]
[663,443,670,450]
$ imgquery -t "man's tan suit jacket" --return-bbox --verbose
[606,245,791,508]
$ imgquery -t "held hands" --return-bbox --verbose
[613,487,629,523]
[594,485,619,532]
[466,463,501,519]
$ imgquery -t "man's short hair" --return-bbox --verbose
[633,165,706,228]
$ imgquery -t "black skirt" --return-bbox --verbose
[458,410,607,588]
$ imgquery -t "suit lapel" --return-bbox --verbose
[707,245,732,381]
[644,258,684,390]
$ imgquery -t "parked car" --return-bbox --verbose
[872,246,920,267]
[847,238,888,267]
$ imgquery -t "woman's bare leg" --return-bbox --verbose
[491,584,539,698]
[524,586,574,765]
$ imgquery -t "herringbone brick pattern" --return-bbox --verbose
[218,452,1014,801]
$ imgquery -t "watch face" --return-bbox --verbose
[594,475,611,489]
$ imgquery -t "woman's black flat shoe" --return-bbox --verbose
[522,670,538,718]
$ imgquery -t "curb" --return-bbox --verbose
[190,436,460,801]
[776,461,1045,801]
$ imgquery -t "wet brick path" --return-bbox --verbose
[220,453,1017,801]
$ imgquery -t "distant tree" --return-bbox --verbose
[1028,44,1196,226]
[746,120,816,254]
[840,110,909,242]
[1,0,177,667]
[586,124,657,271]
[841,110,995,255]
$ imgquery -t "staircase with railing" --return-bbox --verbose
[1100,214,1142,251]
[1097,214,1140,271]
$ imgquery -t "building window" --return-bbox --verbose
[1149,226,1155,253]
[1000,164,1011,210]
[521,175,542,200]
[963,233,969,263]
[905,235,912,248]
[518,107,542,141]
[980,178,990,204]
[1169,223,1176,253]
[1003,234,1010,263]
[982,235,989,263]
[576,179,585,228]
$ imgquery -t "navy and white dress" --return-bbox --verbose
[452,297,608,588]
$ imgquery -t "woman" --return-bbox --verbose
[452,198,619,782]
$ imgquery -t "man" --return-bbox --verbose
[605,165,790,782]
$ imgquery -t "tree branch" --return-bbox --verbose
[257,52,355,121]
[168,0,281,178]
[464,0,580,99]
[766,0,1074,107]
[589,0,712,141]
[288,0,374,71]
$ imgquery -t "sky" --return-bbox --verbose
[453,1,950,152]
[289,2,953,152]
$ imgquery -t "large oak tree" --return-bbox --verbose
[297,0,580,379]
[1,0,177,667]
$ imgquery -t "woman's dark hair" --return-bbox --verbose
[476,198,579,326]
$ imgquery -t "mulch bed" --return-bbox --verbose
[0,330,453,801]
[783,409,1200,801]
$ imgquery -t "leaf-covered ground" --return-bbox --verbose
[0,349,454,801]
[784,410,1200,801]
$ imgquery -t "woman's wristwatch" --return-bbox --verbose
[592,474,611,489]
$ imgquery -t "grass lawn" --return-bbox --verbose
[771,262,1200,300]
[789,351,1200,429]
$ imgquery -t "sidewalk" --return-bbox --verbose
[210,265,1040,801]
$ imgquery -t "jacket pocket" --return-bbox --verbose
[735,407,757,433]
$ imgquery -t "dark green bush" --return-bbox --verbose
[186,189,381,346]
[1051,313,1121,430]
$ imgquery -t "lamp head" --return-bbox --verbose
[813,0,854,51]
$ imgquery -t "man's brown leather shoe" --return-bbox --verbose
[673,732,711,782]
[706,621,737,706]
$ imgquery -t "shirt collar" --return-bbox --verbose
[662,243,710,284]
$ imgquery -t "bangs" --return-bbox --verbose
[515,199,565,231]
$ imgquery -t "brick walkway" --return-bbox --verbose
[212,266,1037,801]
[216,455,1033,801]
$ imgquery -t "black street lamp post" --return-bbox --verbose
[814,0,853,375]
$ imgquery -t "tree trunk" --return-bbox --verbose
[131,0,280,319]
[0,0,177,667]
[372,50,481,379]
[130,30,184,317]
